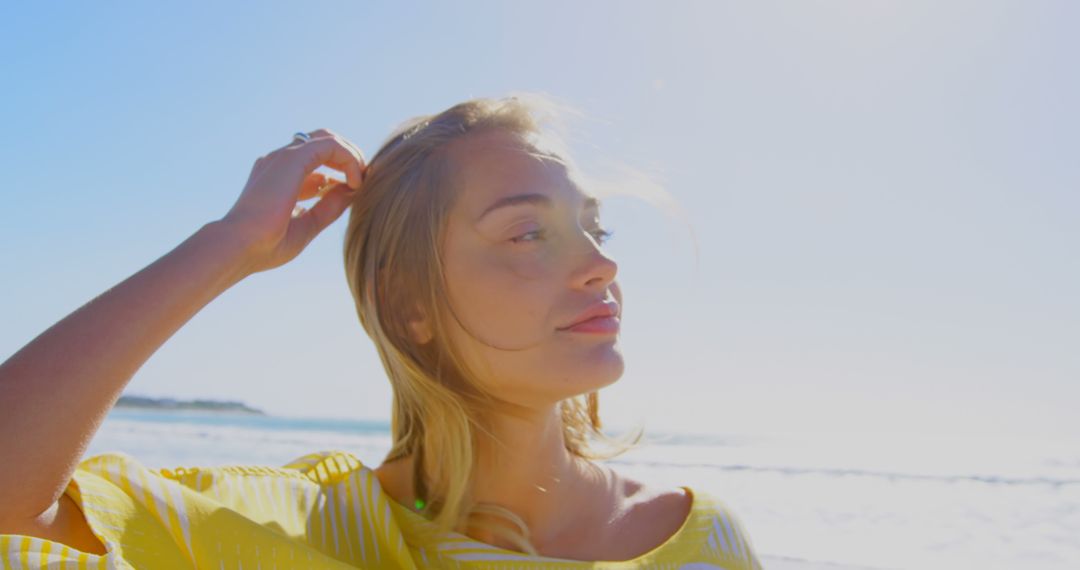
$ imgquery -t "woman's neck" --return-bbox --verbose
[465,406,616,552]
[376,405,624,554]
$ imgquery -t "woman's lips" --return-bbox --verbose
[560,315,620,334]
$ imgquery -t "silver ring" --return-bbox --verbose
[292,132,311,144]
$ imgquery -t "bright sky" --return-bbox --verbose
[2,1,1077,440]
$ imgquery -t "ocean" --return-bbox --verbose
[84,409,1080,569]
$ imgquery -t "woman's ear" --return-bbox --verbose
[407,303,433,345]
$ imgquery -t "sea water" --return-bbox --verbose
[84,409,1080,569]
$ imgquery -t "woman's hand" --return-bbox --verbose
[220,129,368,274]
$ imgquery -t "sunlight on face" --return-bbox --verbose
[440,129,625,408]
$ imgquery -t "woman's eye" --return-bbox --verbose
[509,229,546,244]
[509,227,615,245]
[590,227,615,245]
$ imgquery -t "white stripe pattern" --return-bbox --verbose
[335,480,355,561]
[362,471,381,562]
[326,484,341,555]
[349,472,368,563]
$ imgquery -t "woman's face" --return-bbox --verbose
[432,129,624,409]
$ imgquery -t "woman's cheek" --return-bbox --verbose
[505,249,556,281]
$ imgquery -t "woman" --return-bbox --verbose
[0,95,762,568]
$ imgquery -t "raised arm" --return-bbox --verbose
[0,129,367,539]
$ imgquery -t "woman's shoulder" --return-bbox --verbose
[561,466,764,565]
[680,485,764,570]
[604,466,760,568]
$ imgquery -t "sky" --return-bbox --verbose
[2,1,1077,440]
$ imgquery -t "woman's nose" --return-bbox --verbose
[569,234,617,290]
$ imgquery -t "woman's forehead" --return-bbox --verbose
[450,132,591,215]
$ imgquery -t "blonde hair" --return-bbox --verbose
[342,93,650,554]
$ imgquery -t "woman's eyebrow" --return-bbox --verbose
[475,193,600,223]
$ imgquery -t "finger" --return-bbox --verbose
[318,176,345,198]
[306,130,366,168]
[298,173,344,201]
[327,135,367,174]
[298,172,329,201]
[283,128,337,151]
[291,183,355,245]
[338,137,367,164]
[284,129,366,168]
[297,137,366,191]
[285,129,320,149]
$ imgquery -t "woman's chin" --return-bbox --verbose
[582,354,626,391]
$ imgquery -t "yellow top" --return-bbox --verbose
[1,450,763,569]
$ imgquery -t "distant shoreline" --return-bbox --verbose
[115,395,266,415]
